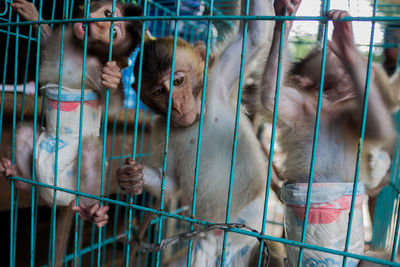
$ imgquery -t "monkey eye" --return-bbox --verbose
[173,76,185,86]
[104,9,113,17]
[152,87,167,97]
[113,28,117,38]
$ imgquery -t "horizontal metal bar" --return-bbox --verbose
[7,173,397,265]
[107,153,150,161]
[2,14,400,28]
[0,28,38,41]
[40,230,130,266]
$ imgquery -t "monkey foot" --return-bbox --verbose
[0,157,12,175]
[0,158,31,191]
[70,201,109,227]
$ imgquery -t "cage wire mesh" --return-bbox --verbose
[0,0,400,266]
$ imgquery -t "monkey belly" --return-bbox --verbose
[35,86,102,205]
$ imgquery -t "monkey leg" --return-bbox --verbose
[0,124,36,191]
[70,136,109,227]
[79,136,104,206]
[53,206,74,267]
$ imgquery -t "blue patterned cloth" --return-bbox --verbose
[122,48,148,110]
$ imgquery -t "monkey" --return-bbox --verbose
[262,7,395,186]
[261,1,396,266]
[115,0,287,265]
[0,0,142,227]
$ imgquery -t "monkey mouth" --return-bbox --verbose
[73,22,91,40]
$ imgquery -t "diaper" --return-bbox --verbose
[190,195,267,267]
[281,182,365,267]
[36,84,101,205]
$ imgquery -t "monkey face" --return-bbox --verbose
[135,38,206,127]
[73,4,126,44]
[144,68,203,127]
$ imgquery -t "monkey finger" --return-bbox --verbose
[126,157,134,165]
[102,69,122,80]
[88,203,100,216]
[96,220,108,228]
[101,81,119,90]
[101,73,121,85]
[95,205,109,217]
[1,158,12,169]
[117,164,136,173]
[93,214,109,223]
[106,61,118,68]
[133,187,143,195]
[106,64,121,73]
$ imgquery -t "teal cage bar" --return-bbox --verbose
[0,0,400,266]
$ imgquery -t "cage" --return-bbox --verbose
[0,0,400,266]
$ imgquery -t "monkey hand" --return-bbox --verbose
[11,0,39,22]
[116,158,144,196]
[327,10,359,67]
[274,0,302,31]
[101,61,122,90]
[70,201,109,228]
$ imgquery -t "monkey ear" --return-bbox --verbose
[122,4,143,17]
[290,75,314,90]
[193,42,214,67]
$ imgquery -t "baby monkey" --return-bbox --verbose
[262,3,395,266]
[262,7,394,186]
[0,0,143,227]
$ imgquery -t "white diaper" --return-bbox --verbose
[190,195,266,267]
[35,84,101,205]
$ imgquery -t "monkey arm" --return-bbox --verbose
[142,167,178,199]
[86,62,124,115]
[210,0,274,101]
[328,10,394,139]
[260,16,306,126]
[11,0,52,43]
[347,56,394,140]
[390,68,400,106]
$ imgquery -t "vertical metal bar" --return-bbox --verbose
[0,0,12,147]
[101,113,118,265]
[96,0,119,262]
[257,13,286,267]
[0,20,9,260]
[30,2,44,264]
[125,1,148,265]
[111,108,130,267]
[220,1,249,265]
[342,1,377,266]
[8,5,18,267]
[391,193,400,261]
[74,0,91,265]
[20,0,36,123]
[49,1,71,265]
[297,1,330,265]
[186,0,214,266]
[152,8,159,36]
[155,1,181,265]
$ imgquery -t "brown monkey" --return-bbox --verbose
[262,7,394,186]
[261,1,395,266]
[0,0,142,226]
[115,0,284,266]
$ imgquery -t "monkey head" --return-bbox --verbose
[73,1,142,60]
[288,48,354,103]
[134,37,210,127]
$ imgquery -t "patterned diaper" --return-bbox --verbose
[36,84,101,205]
[281,182,365,267]
[189,195,265,267]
